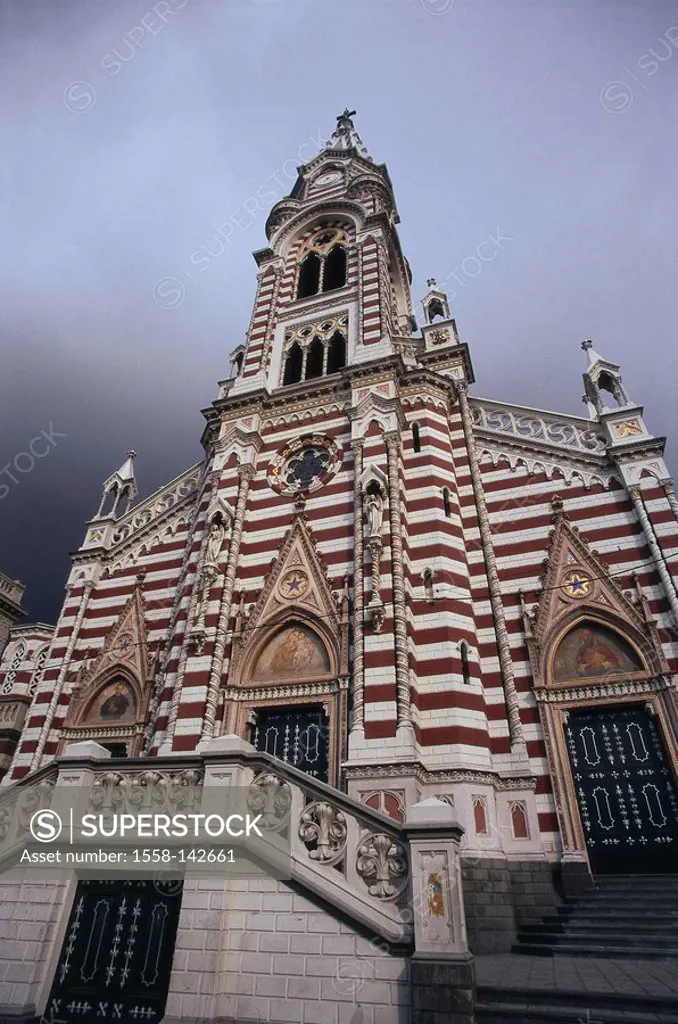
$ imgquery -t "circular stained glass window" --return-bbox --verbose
[284,447,330,489]
[268,435,342,496]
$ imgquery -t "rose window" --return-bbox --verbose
[268,435,342,496]
[285,447,330,489]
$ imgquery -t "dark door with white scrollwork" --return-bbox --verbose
[252,704,329,782]
[44,879,182,1023]
[565,705,678,874]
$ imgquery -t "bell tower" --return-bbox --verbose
[229,109,416,397]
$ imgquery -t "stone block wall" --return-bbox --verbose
[461,857,563,953]
[0,872,69,1022]
[164,876,412,1024]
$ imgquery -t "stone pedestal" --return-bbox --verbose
[404,797,476,1024]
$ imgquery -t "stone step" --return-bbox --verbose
[514,873,678,960]
[594,874,678,887]
[556,907,678,922]
[477,999,678,1023]
[517,927,678,948]
[523,919,678,936]
[563,893,678,907]
[476,985,678,1024]
[513,940,678,960]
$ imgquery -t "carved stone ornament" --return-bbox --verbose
[299,800,347,864]
[191,564,219,636]
[204,516,228,569]
[88,768,203,813]
[364,490,383,540]
[247,772,292,832]
[356,832,408,900]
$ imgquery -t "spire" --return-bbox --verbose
[581,338,605,368]
[95,451,138,520]
[324,108,372,161]
[580,341,635,418]
[117,450,137,484]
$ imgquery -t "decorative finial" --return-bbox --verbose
[426,278,437,288]
[127,450,137,459]
[550,494,564,517]
[581,340,593,351]
[338,108,357,123]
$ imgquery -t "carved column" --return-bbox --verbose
[662,479,678,523]
[30,580,95,770]
[630,486,678,626]
[162,477,224,750]
[201,463,255,742]
[457,382,525,750]
[351,441,365,732]
[144,468,213,753]
[385,433,412,730]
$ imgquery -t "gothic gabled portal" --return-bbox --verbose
[60,582,155,757]
[523,498,678,873]
[223,514,349,783]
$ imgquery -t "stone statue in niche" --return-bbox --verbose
[364,490,383,538]
[188,513,229,652]
[204,514,228,568]
[363,485,385,631]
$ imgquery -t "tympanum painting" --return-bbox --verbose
[251,623,330,681]
[97,680,134,720]
[553,622,643,682]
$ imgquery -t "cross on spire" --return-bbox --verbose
[324,109,372,161]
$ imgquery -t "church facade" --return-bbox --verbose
[1,112,677,1023]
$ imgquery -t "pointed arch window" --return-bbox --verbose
[473,795,489,835]
[305,337,324,380]
[295,227,350,300]
[412,422,421,453]
[1,643,25,694]
[297,252,322,299]
[281,315,349,387]
[283,342,303,385]
[510,802,530,839]
[326,331,346,374]
[323,245,347,292]
[443,487,451,518]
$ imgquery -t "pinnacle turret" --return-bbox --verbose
[323,108,372,161]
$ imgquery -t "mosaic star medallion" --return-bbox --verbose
[561,571,592,598]
[279,570,309,599]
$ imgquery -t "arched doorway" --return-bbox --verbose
[226,616,345,785]
[547,619,678,874]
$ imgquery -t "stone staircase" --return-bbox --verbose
[512,874,678,960]
[476,875,678,1022]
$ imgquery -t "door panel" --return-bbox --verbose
[44,879,182,1022]
[565,705,678,873]
[252,705,329,782]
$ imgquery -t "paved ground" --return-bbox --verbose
[475,954,678,1005]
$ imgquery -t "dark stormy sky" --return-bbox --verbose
[1,0,677,626]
